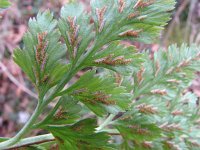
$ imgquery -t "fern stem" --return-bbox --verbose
[42,67,79,107]
[5,134,54,149]
[32,99,63,129]
[96,114,115,132]
[0,103,43,149]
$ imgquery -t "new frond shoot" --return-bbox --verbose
[1,0,200,150]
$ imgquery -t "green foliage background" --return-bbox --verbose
[1,0,200,149]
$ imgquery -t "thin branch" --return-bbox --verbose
[4,134,55,150]
[96,114,115,131]
[162,0,190,45]
[8,139,55,150]
[185,0,198,41]
[3,131,120,149]
[32,98,63,129]
[0,61,37,99]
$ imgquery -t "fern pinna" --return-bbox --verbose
[1,0,200,150]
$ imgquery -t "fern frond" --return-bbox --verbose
[59,71,131,116]
[13,11,67,97]
[113,44,200,149]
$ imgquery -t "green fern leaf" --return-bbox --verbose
[58,3,95,62]
[45,118,112,150]
[59,71,131,116]
[91,0,175,44]
[13,11,67,97]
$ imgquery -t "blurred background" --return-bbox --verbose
[0,0,200,137]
